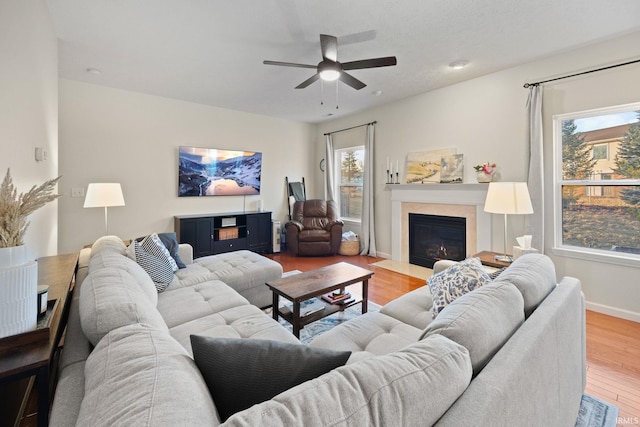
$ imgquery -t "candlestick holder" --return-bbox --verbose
[386,169,391,184]
[395,172,399,184]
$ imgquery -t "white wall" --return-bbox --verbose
[0,0,58,257]
[316,31,640,320]
[58,80,315,253]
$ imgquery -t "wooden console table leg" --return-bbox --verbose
[37,365,49,427]
[362,279,369,314]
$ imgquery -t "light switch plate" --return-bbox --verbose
[71,187,85,198]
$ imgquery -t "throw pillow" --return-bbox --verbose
[488,267,506,280]
[133,240,174,292]
[140,233,179,272]
[136,232,186,269]
[157,232,187,269]
[428,257,491,318]
[190,336,351,422]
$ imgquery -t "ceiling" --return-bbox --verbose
[46,0,640,124]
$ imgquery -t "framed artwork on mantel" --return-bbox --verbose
[440,154,464,183]
[405,148,456,184]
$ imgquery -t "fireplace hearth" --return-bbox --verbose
[409,213,466,268]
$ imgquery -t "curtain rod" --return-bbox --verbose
[523,58,640,88]
[324,121,377,136]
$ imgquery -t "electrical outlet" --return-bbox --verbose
[71,187,85,198]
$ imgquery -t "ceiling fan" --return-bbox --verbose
[263,34,397,90]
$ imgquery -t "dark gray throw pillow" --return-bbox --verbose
[190,336,351,421]
[136,232,186,269]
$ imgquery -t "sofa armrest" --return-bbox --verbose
[285,220,303,232]
[325,219,344,231]
[178,244,193,265]
[76,247,92,287]
[433,260,458,275]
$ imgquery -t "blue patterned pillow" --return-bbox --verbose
[428,257,491,318]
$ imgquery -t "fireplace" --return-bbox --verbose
[409,213,466,268]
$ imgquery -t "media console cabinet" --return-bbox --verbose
[175,211,272,258]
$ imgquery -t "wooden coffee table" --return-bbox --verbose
[266,262,374,338]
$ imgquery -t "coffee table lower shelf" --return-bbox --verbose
[277,299,362,330]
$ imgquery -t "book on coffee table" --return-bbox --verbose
[321,291,351,304]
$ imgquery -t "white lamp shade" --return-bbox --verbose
[83,183,125,208]
[484,182,533,215]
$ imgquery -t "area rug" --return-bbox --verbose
[575,394,619,427]
[267,298,380,345]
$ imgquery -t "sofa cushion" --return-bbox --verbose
[140,232,179,272]
[428,257,491,318]
[88,250,158,306]
[380,285,434,329]
[309,312,423,364]
[420,281,524,375]
[133,240,174,291]
[222,334,472,427]
[176,250,283,294]
[78,324,219,427]
[493,253,557,317]
[157,280,250,328]
[191,336,350,421]
[169,304,299,354]
[79,268,168,346]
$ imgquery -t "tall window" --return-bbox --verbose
[335,146,364,221]
[554,103,640,260]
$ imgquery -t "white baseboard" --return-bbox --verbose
[585,301,640,323]
[375,251,391,259]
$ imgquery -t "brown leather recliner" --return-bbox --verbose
[285,200,344,256]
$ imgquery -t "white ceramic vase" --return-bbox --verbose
[476,171,493,183]
[0,245,38,339]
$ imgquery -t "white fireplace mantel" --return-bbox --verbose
[389,184,493,263]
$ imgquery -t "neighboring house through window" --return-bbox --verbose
[335,146,364,221]
[553,103,640,262]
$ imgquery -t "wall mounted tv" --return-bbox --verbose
[178,146,262,197]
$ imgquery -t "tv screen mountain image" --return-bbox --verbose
[178,146,262,196]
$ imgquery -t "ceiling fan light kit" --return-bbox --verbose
[264,34,397,90]
[318,62,341,81]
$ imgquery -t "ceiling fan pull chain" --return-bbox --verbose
[320,79,324,105]
[336,81,339,109]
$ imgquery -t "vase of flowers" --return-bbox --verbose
[0,169,60,338]
[474,162,497,183]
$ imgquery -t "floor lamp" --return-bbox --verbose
[483,182,533,262]
[83,183,125,235]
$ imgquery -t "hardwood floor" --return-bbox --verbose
[268,252,640,425]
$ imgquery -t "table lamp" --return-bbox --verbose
[84,183,125,235]
[483,182,533,262]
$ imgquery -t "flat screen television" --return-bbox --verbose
[178,146,262,197]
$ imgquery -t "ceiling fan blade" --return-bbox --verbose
[295,73,320,89]
[263,60,316,69]
[342,56,397,70]
[320,34,338,62]
[339,72,366,90]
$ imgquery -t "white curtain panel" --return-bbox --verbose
[324,134,336,202]
[360,123,377,256]
[525,85,544,252]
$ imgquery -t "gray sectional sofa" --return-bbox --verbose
[50,235,586,426]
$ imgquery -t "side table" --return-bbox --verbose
[0,252,79,427]
[472,250,512,269]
